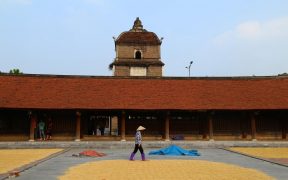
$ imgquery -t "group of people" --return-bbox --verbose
[36,118,53,141]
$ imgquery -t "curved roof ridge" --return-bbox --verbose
[115,31,161,45]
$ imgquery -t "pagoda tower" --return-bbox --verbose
[110,17,164,76]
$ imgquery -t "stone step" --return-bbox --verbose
[1,141,288,149]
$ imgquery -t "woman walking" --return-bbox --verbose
[129,126,146,161]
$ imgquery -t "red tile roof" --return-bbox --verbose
[0,75,288,110]
[116,32,161,45]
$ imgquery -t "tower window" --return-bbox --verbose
[135,51,142,59]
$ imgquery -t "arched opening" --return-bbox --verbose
[135,51,142,59]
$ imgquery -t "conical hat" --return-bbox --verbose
[137,126,146,131]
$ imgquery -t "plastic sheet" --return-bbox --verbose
[149,145,200,156]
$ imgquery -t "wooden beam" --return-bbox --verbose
[121,111,126,141]
[29,112,36,141]
[164,111,170,141]
[75,111,81,141]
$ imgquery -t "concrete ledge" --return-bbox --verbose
[0,141,288,149]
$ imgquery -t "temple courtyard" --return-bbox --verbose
[0,142,288,180]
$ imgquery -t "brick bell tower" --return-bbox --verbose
[109,17,164,76]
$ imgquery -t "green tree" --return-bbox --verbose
[9,68,23,75]
[278,73,288,76]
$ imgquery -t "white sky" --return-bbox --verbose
[0,0,287,77]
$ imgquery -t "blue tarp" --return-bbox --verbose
[148,145,200,156]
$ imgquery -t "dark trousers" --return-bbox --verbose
[133,144,144,154]
[39,129,45,139]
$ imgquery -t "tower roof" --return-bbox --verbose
[115,17,162,45]
[131,17,144,32]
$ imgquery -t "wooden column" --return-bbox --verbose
[75,111,81,141]
[282,119,287,139]
[208,113,214,141]
[29,112,36,141]
[250,112,257,140]
[121,111,126,141]
[164,111,170,141]
[201,113,207,139]
[241,112,247,139]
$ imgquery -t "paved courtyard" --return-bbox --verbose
[1,146,287,180]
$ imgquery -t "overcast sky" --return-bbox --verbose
[0,0,287,77]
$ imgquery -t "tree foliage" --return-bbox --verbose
[278,72,288,76]
[9,69,23,75]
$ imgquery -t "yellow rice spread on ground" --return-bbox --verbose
[230,147,288,158]
[0,149,63,174]
[59,160,273,180]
